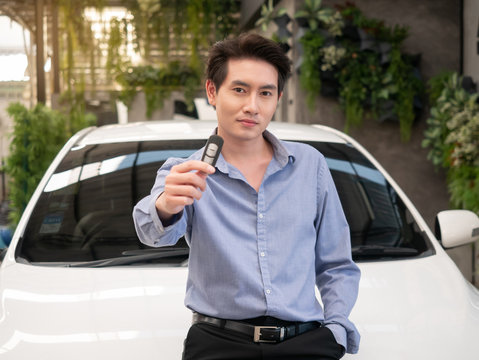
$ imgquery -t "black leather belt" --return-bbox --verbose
[192,313,321,343]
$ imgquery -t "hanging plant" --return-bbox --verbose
[111,0,239,117]
[122,0,239,64]
[116,62,202,118]
[51,1,240,120]
[291,1,423,140]
[299,32,325,109]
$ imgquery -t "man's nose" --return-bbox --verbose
[243,94,259,115]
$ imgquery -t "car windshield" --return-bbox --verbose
[17,138,433,266]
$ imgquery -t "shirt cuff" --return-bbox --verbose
[324,323,347,352]
[148,193,183,234]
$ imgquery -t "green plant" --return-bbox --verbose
[427,70,454,105]
[423,72,470,167]
[106,0,239,118]
[295,0,334,31]
[338,6,421,139]
[386,47,423,141]
[116,62,202,118]
[319,45,346,71]
[58,0,101,92]
[3,103,95,226]
[447,166,479,213]
[444,94,479,168]
[291,2,422,140]
[423,72,479,214]
[338,51,379,130]
[445,97,479,214]
[53,0,239,119]
[299,32,325,110]
[256,0,287,32]
[106,18,131,78]
[124,0,238,61]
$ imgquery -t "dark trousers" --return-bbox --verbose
[182,322,344,360]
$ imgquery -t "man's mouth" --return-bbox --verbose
[238,119,258,126]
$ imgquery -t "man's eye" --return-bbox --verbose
[233,88,245,93]
[261,91,273,96]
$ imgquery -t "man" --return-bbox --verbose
[133,33,360,359]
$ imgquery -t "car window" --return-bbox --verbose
[303,141,433,261]
[17,140,204,266]
[17,139,433,266]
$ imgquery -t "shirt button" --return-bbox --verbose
[266,289,271,294]
[260,252,265,257]
[258,213,264,219]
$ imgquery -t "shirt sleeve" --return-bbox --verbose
[132,157,188,247]
[314,155,361,354]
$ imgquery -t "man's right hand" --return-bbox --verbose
[155,160,216,222]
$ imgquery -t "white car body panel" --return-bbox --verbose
[0,264,191,358]
[1,120,478,359]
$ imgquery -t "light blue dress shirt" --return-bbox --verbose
[133,130,361,354]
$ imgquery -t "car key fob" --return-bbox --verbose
[201,135,224,167]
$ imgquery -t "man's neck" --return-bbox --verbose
[221,135,273,192]
[220,133,272,165]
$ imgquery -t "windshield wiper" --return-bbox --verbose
[352,245,418,259]
[68,248,189,268]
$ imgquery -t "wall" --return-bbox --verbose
[463,0,479,83]
[272,0,474,281]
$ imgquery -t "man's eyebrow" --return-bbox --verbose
[231,80,277,90]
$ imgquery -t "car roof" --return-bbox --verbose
[75,120,349,146]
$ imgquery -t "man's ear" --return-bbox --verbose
[278,91,283,102]
[205,80,217,107]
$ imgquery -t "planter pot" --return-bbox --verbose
[278,42,290,53]
[462,76,477,94]
[342,24,360,42]
[274,13,291,28]
[320,70,340,97]
[358,28,376,51]
[377,100,397,122]
[295,16,309,28]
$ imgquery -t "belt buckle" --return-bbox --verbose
[253,326,284,343]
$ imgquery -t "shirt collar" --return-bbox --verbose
[263,129,295,167]
[212,128,295,173]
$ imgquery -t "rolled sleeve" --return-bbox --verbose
[132,157,189,247]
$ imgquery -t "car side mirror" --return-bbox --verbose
[435,210,479,248]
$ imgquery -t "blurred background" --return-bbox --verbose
[0,0,477,284]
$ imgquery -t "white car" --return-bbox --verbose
[1,120,478,359]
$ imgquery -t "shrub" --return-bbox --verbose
[4,102,95,225]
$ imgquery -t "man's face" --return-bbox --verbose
[206,58,281,143]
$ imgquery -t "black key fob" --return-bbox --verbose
[201,135,224,167]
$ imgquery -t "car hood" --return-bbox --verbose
[0,263,191,359]
[1,253,478,360]
[344,253,479,359]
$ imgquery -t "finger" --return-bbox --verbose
[166,172,209,192]
[155,192,193,218]
[164,184,204,201]
[171,160,215,175]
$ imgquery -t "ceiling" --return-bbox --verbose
[0,0,36,33]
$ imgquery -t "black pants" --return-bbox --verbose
[182,322,345,360]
